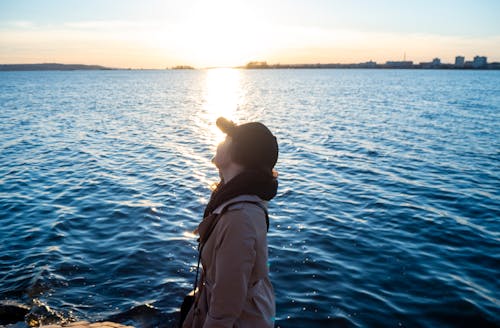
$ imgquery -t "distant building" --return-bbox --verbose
[455,56,465,67]
[432,58,441,66]
[385,61,413,68]
[473,56,487,68]
[489,62,500,69]
[419,58,441,69]
[359,60,377,68]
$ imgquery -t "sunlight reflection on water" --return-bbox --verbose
[200,68,243,144]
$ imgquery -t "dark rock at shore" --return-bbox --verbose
[0,302,29,325]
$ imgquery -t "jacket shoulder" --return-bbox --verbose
[224,201,267,218]
[219,203,252,222]
[213,195,266,215]
[219,201,268,233]
[225,201,251,211]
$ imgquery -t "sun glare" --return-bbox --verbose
[172,0,271,67]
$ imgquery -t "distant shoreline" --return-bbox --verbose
[0,63,113,71]
[2,62,500,71]
[240,65,500,70]
[241,61,500,70]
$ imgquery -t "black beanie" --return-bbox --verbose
[216,117,278,171]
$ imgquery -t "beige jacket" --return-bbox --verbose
[183,195,275,328]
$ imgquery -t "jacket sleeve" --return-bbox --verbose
[203,209,256,328]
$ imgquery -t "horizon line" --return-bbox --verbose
[1,55,498,71]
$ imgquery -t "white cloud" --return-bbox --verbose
[2,20,37,29]
[63,20,161,30]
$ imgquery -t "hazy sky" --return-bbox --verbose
[1,0,499,68]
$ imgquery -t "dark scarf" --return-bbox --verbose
[203,169,278,218]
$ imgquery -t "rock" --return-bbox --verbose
[0,302,30,325]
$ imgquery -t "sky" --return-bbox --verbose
[1,0,499,68]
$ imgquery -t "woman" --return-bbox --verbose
[182,117,279,328]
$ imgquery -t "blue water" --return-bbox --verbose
[1,69,499,327]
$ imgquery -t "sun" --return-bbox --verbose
[173,0,272,67]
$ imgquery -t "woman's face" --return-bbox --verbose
[212,136,233,170]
